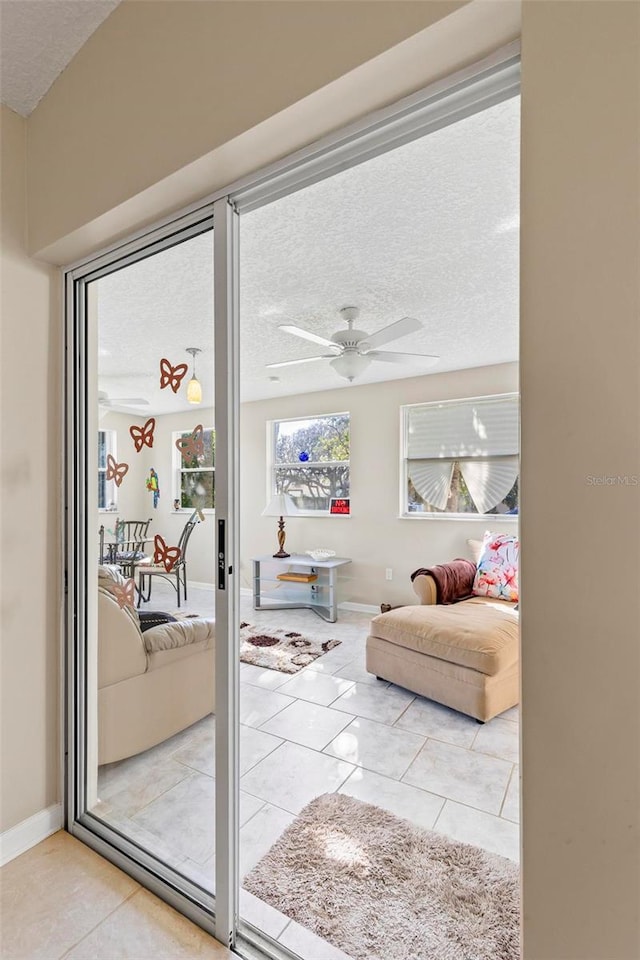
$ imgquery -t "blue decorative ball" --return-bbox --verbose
[299,451,309,462]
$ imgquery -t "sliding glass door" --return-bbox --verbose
[66,43,520,960]
[65,211,222,928]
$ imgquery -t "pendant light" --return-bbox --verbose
[185,347,202,404]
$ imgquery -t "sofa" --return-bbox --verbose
[98,566,215,764]
[366,567,519,722]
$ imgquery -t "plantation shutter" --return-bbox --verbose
[407,395,519,512]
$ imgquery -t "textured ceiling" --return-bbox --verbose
[0,0,120,116]
[97,96,520,412]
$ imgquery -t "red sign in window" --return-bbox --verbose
[330,498,350,515]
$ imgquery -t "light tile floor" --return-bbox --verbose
[91,581,520,955]
[0,831,231,960]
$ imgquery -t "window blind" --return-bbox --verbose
[407,395,519,459]
[406,395,519,512]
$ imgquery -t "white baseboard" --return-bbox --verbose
[339,601,378,615]
[1,803,63,866]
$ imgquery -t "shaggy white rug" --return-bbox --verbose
[239,621,341,674]
[243,793,520,960]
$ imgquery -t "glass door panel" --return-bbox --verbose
[79,223,219,897]
[235,92,520,958]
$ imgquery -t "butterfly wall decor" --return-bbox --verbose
[153,534,182,573]
[159,358,188,394]
[175,424,204,462]
[105,454,129,487]
[111,578,136,609]
[129,417,156,453]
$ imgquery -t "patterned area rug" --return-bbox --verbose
[243,793,520,960]
[240,622,341,674]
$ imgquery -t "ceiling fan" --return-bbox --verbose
[98,390,149,410]
[266,306,439,381]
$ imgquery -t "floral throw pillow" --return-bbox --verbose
[472,532,519,602]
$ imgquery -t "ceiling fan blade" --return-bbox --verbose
[368,350,439,366]
[361,316,423,350]
[266,355,336,369]
[279,324,337,349]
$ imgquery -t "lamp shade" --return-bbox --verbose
[187,376,202,404]
[262,493,298,517]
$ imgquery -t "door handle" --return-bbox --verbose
[217,518,226,590]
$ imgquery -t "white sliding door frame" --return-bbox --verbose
[213,197,241,948]
[64,208,218,934]
[63,41,520,960]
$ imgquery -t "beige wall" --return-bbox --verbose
[240,365,519,606]
[1,0,638,956]
[27,0,467,256]
[0,106,60,831]
[520,2,640,958]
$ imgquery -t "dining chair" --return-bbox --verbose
[137,515,199,608]
[108,518,153,579]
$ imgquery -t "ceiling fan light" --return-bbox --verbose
[187,375,202,404]
[330,352,371,382]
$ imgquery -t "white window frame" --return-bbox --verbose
[172,426,216,513]
[268,412,351,517]
[400,393,519,520]
[97,429,117,512]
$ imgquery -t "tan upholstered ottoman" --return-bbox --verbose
[366,597,519,722]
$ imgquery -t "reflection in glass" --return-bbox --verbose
[88,229,216,894]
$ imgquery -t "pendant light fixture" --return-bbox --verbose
[185,347,202,404]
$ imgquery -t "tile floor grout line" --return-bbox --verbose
[241,769,518,841]
[395,737,429,781]
[399,739,517,820]
[432,790,518,823]
[390,694,418,727]
[116,767,202,822]
[57,885,141,960]
[248,713,517,820]
[332,763,362,799]
[275,678,357,710]
[469,722,483,749]
[498,761,517,818]
[236,797,268,832]
[250,696,302,732]
[238,731,286,778]
[337,759,443,803]
[319,718,428,778]
[401,729,514,762]
[276,919,293,943]
[430,796,449,832]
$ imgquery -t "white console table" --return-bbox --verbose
[251,554,352,623]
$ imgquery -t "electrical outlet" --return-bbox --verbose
[385,568,393,581]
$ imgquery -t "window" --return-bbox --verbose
[271,413,350,514]
[98,430,117,510]
[402,394,519,517]
[173,427,215,510]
